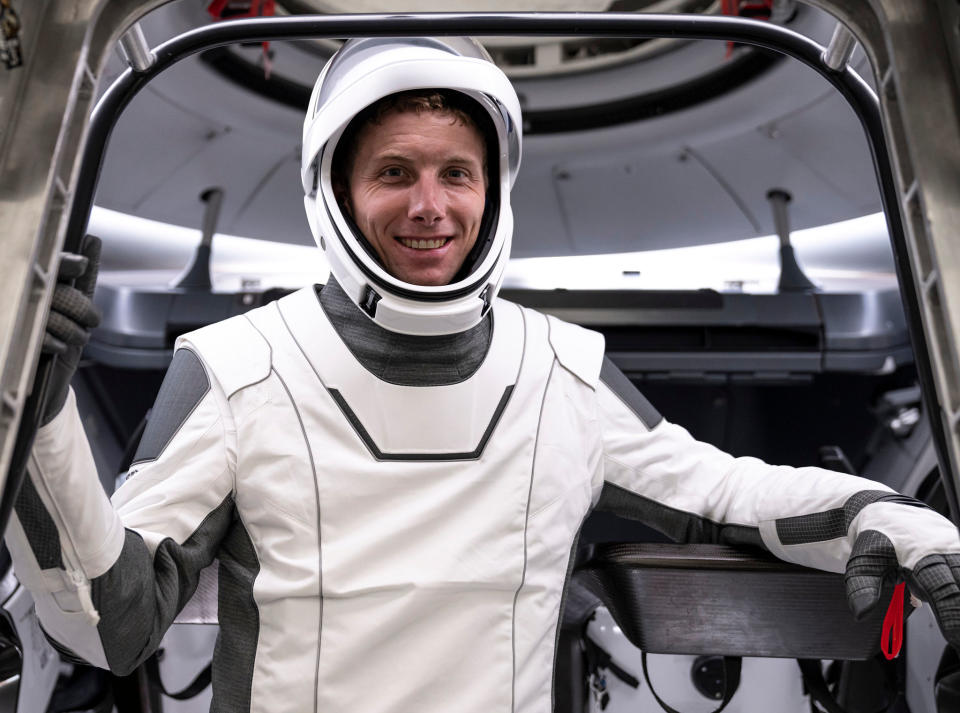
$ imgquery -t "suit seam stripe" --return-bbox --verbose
[511,307,547,713]
[276,297,330,390]
[269,365,322,713]
[246,311,322,713]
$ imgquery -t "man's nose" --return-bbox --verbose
[408,175,445,224]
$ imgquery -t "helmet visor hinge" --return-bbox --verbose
[310,156,320,198]
[360,286,382,318]
[480,284,493,314]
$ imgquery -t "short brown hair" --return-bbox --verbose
[331,89,496,194]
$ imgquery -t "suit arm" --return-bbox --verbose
[5,347,236,673]
[594,357,937,573]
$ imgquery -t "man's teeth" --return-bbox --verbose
[399,237,447,250]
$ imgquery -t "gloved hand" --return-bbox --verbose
[40,234,102,426]
[844,498,960,649]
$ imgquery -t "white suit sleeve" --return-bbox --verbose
[595,357,957,574]
[4,346,236,673]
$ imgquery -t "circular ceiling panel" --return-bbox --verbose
[195,0,802,126]
[277,0,730,78]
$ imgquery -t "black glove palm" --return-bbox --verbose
[41,234,102,426]
[845,526,960,649]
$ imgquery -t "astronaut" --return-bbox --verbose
[6,36,960,713]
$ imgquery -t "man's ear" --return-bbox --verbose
[334,182,353,217]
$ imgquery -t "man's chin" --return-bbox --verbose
[396,271,456,287]
[387,261,461,287]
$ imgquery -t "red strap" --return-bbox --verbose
[881,582,906,660]
[207,0,274,21]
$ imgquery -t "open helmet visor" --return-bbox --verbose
[301,37,522,335]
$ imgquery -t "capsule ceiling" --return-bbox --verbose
[93,1,880,257]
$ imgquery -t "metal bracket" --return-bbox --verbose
[822,22,857,71]
[118,22,155,72]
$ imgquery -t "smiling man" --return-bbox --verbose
[8,36,960,713]
[335,92,488,287]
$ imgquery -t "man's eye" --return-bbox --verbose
[446,168,468,180]
[381,167,405,179]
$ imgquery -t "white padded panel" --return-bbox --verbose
[178,315,271,398]
[547,315,604,389]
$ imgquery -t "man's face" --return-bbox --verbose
[343,110,487,287]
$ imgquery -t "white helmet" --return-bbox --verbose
[301,37,522,336]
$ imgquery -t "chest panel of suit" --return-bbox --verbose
[229,288,598,712]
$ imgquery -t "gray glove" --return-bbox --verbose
[845,510,960,649]
[40,234,101,426]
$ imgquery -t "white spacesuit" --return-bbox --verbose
[6,36,960,713]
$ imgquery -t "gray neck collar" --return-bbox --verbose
[316,277,493,387]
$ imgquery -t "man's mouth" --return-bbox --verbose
[396,237,450,250]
